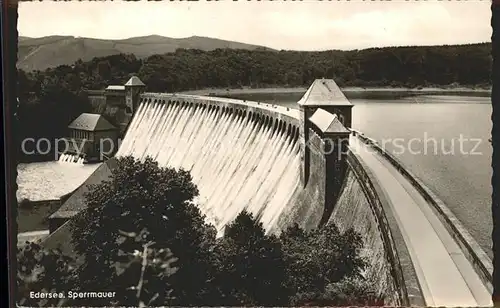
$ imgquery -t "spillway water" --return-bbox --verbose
[116,100,301,236]
[58,153,84,164]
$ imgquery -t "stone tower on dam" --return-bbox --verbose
[42,78,495,307]
[59,78,355,236]
[298,79,353,186]
[86,76,146,135]
[296,79,353,225]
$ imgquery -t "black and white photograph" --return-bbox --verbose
[7,1,500,306]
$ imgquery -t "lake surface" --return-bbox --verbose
[229,92,493,258]
[17,162,101,202]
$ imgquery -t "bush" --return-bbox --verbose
[323,277,384,306]
[17,242,78,307]
[212,210,290,306]
[280,223,365,293]
[69,156,216,306]
[17,157,382,306]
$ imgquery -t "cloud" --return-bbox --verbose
[18,1,490,51]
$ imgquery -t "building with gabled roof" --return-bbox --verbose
[105,85,126,91]
[86,76,146,134]
[66,113,119,162]
[68,113,116,132]
[298,78,352,107]
[47,158,118,233]
[298,78,353,128]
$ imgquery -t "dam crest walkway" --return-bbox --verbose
[136,89,493,307]
[349,134,492,307]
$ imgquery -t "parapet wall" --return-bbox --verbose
[137,92,300,133]
[133,93,331,233]
[329,167,399,305]
[46,88,413,306]
[345,148,423,306]
[131,94,413,305]
[351,129,494,294]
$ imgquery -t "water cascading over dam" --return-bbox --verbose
[44,78,494,307]
[116,98,302,235]
[58,153,85,164]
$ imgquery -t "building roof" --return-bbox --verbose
[49,159,118,220]
[298,79,353,107]
[44,159,119,260]
[125,76,145,87]
[106,85,125,91]
[309,108,350,134]
[68,113,117,131]
[40,219,80,260]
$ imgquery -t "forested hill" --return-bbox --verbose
[17,43,490,162]
[19,42,492,92]
[17,35,273,72]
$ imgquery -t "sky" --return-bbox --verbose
[18,1,491,51]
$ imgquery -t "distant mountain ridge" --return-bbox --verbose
[17,35,273,71]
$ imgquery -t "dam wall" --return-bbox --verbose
[331,149,425,306]
[329,168,398,304]
[274,128,332,232]
[114,90,410,304]
[45,79,409,305]
[351,129,494,294]
[115,93,327,236]
[116,91,357,236]
[298,130,327,223]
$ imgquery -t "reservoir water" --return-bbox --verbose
[17,161,100,202]
[227,92,493,258]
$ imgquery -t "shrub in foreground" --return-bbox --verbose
[17,156,383,306]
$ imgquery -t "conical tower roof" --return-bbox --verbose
[298,79,352,106]
[124,76,145,87]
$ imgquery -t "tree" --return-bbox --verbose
[16,233,180,307]
[69,156,217,306]
[17,44,492,163]
[288,277,383,306]
[320,277,384,306]
[212,210,290,306]
[97,60,112,80]
[17,156,380,307]
[111,229,179,307]
[280,223,376,306]
[17,242,78,307]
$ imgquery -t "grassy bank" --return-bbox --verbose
[181,86,491,97]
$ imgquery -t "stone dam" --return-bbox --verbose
[44,79,493,307]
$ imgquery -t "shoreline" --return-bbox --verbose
[181,86,491,96]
